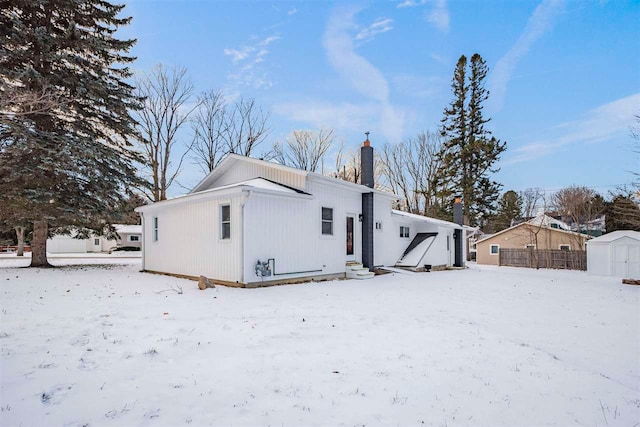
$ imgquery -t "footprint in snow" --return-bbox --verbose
[40,384,73,405]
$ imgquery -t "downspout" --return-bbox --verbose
[240,189,251,285]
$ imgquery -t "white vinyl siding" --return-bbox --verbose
[142,193,244,283]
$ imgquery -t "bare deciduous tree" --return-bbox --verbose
[220,97,269,157]
[553,185,604,232]
[272,128,334,172]
[190,90,226,174]
[0,83,63,119]
[379,131,444,216]
[135,65,200,201]
[520,187,545,218]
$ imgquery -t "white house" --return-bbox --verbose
[135,140,465,287]
[587,230,640,278]
[46,224,142,254]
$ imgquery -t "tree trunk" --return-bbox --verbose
[31,220,51,267]
[14,226,25,257]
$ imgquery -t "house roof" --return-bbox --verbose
[587,230,640,244]
[135,178,312,213]
[391,210,463,230]
[475,219,592,245]
[190,153,398,200]
[113,224,142,234]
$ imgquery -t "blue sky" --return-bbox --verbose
[121,0,640,197]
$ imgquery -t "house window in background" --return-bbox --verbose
[490,244,499,255]
[559,244,570,251]
[400,226,410,238]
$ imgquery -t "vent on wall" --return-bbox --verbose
[375,222,383,230]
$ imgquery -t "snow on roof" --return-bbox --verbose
[391,210,462,229]
[587,230,640,243]
[113,224,142,234]
[136,177,311,212]
[191,153,398,199]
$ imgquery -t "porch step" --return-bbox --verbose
[345,263,375,280]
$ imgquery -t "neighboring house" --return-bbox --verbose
[135,139,465,287]
[46,224,142,254]
[587,230,640,278]
[476,214,592,266]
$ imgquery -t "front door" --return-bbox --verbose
[346,215,355,261]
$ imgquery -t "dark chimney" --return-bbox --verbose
[361,133,374,270]
[453,196,463,267]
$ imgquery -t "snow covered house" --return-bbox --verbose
[475,213,592,266]
[587,230,640,278]
[135,139,465,287]
[46,224,142,254]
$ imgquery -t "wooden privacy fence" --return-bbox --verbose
[499,248,586,271]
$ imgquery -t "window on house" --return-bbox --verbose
[400,226,410,238]
[550,223,559,229]
[490,244,499,255]
[153,217,158,241]
[322,207,333,235]
[129,235,140,242]
[525,244,535,249]
[375,222,383,230]
[447,235,450,250]
[94,238,100,246]
[221,205,231,239]
[559,244,570,251]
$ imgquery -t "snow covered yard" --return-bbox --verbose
[0,262,638,427]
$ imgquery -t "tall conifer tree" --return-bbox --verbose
[438,53,506,226]
[0,0,142,266]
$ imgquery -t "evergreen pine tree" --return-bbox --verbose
[494,190,523,231]
[606,195,640,232]
[0,0,143,267]
[438,53,507,226]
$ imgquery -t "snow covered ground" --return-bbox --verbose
[0,260,638,426]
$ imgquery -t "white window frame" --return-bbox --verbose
[153,217,158,242]
[525,244,536,249]
[321,207,334,236]
[94,238,100,246]
[490,244,500,255]
[128,235,140,242]
[220,204,231,240]
[400,226,410,238]
[559,244,571,251]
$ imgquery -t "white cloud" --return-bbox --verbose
[397,0,449,33]
[321,6,405,142]
[397,0,428,8]
[273,101,406,144]
[223,34,280,89]
[287,8,297,16]
[355,18,394,44]
[504,93,640,165]
[488,0,565,113]
[426,0,449,33]
[391,73,446,98]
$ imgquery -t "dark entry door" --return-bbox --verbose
[346,216,354,257]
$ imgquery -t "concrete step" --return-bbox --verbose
[347,270,375,280]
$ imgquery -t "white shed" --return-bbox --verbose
[587,230,640,278]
